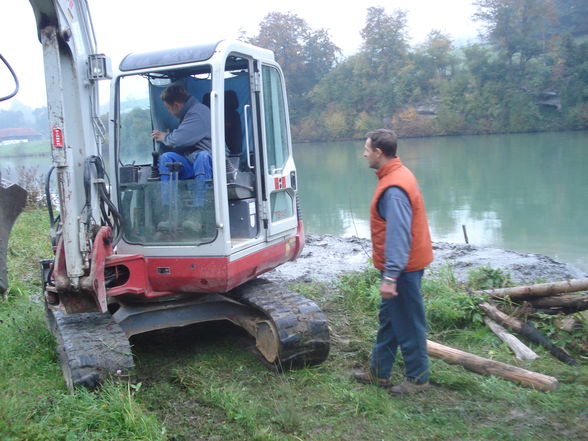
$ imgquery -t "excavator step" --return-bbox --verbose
[46,308,134,392]
[230,278,330,369]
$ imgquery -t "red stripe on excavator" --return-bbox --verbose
[105,228,304,299]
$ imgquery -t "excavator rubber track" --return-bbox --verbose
[230,278,330,369]
[46,308,134,392]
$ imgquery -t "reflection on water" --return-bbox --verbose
[294,131,588,272]
[2,132,587,271]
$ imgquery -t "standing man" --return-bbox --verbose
[354,129,434,395]
[152,85,212,206]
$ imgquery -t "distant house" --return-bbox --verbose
[0,128,43,145]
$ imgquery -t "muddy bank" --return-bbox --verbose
[265,235,587,285]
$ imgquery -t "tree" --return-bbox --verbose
[0,109,25,129]
[554,0,588,37]
[248,12,340,124]
[119,107,152,162]
[32,107,49,137]
[360,7,409,74]
[474,0,558,71]
[418,30,456,80]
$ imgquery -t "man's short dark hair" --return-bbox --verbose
[366,129,398,158]
[161,85,190,105]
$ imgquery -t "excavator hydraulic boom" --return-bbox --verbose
[30,0,111,288]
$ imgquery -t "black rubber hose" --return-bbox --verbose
[45,166,56,227]
[88,155,123,246]
[0,54,19,102]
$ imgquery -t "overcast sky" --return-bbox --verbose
[0,0,480,110]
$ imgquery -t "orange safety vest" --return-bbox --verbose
[370,157,433,272]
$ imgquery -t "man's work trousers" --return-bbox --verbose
[159,150,212,207]
[370,269,429,384]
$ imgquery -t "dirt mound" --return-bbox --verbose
[431,242,587,284]
[265,235,587,285]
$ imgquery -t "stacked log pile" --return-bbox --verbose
[426,278,588,392]
[473,278,588,314]
[472,278,588,366]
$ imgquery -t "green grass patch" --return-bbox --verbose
[0,140,49,156]
[2,209,588,440]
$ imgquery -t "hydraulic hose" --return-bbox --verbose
[0,54,19,102]
[45,166,57,227]
[84,156,123,246]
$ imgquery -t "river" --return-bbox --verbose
[1,131,587,271]
[294,131,588,272]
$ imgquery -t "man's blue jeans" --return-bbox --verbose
[370,269,429,384]
[159,151,212,207]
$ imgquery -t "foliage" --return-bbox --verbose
[0,103,49,137]
[337,267,381,313]
[0,108,25,128]
[247,12,340,125]
[474,0,558,69]
[422,266,484,329]
[360,7,409,70]
[244,2,588,141]
[2,165,49,208]
[119,107,152,163]
[467,265,513,290]
[532,312,588,356]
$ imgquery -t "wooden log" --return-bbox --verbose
[427,340,558,391]
[473,278,588,300]
[527,293,588,311]
[483,317,539,361]
[479,302,577,366]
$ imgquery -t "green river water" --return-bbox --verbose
[294,131,588,272]
[1,130,586,271]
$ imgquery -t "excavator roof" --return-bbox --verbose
[119,41,220,72]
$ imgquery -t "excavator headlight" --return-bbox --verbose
[88,54,112,80]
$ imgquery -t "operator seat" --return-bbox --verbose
[202,91,242,155]
[224,90,242,155]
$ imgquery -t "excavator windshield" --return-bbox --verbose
[114,53,260,249]
[115,66,217,245]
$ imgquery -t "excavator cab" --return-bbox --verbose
[110,41,303,294]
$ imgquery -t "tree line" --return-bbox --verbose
[2,0,586,143]
[247,0,588,141]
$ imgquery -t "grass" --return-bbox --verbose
[2,208,587,440]
[0,140,49,157]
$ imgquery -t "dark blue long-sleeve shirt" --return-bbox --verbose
[377,186,412,279]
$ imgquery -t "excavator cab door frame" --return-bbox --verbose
[256,62,298,239]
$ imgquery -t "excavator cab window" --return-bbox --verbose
[116,67,217,245]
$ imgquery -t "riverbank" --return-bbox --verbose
[266,234,588,285]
